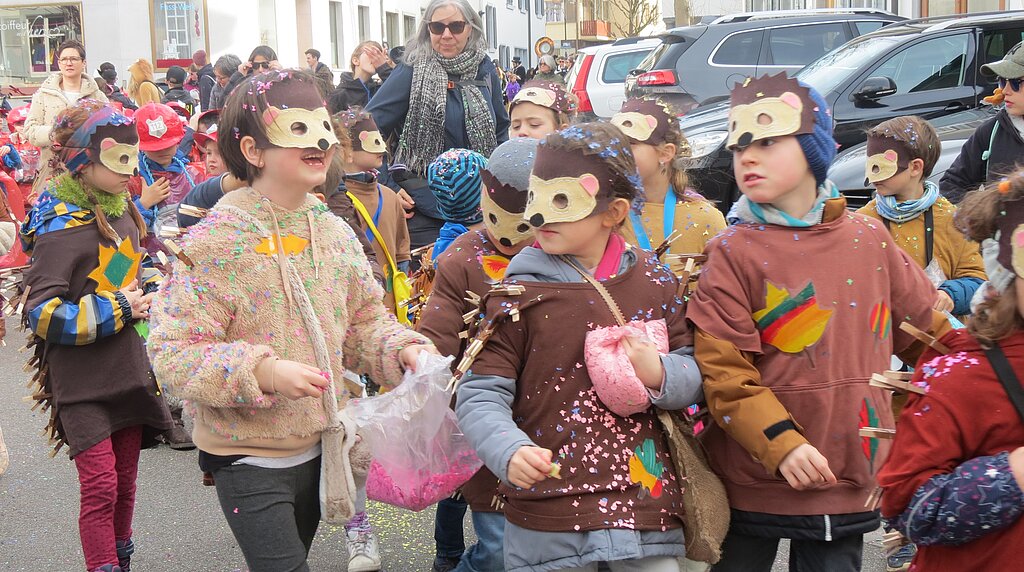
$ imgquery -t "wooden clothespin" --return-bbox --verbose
[164,241,194,268]
[655,230,683,259]
[177,204,208,219]
[859,427,896,439]
[870,373,926,396]
[882,530,909,555]
[899,321,950,354]
[489,284,526,296]
[158,225,184,238]
[864,486,883,510]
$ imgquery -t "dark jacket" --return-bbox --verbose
[327,67,393,114]
[223,71,250,101]
[161,87,197,114]
[940,109,1024,204]
[312,62,335,98]
[197,63,216,110]
[105,85,137,111]
[178,173,225,228]
[365,57,510,162]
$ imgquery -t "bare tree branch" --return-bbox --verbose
[608,0,661,38]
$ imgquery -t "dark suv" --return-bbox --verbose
[624,9,905,112]
[677,11,1024,212]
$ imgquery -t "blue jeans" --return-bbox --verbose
[434,495,468,559]
[453,511,506,572]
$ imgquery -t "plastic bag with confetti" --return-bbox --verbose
[343,352,482,511]
[584,319,669,417]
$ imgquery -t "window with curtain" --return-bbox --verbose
[151,0,208,70]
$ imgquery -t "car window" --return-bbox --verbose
[870,34,969,94]
[798,35,901,96]
[981,28,1024,67]
[767,23,847,65]
[854,21,888,36]
[601,50,652,83]
[712,30,763,65]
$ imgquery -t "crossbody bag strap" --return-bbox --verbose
[559,255,626,327]
[348,191,399,275]
[982,342,1024,425]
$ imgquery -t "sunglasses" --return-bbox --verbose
[427,20,468,35]
[998,77,1023,92]
[251,61,271,70]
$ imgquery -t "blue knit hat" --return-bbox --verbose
[796,84,836,185]
[728,73,836,185]
[428,149,487,224]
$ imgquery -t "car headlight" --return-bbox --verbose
[686,131,728,159]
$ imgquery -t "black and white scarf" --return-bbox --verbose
[395,48,497,175]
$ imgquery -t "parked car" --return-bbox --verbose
[624,9,905,112]
[565,38,660,118]
[828,106,998,209]
[678,10,1024,213]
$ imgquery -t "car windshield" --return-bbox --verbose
[797,35,904,96]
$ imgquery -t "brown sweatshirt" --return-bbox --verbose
[687,196,949,516]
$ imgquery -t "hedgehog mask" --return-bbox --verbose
[612,98,682,150]
[726,73,816,150]
[864,135,916,186]
[340,110,387,154]
[525,140,619,228]
[62,106,140,176]
[481,138,539,247]
[251,73,339,151]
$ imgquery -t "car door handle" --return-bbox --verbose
[944,102,967,112]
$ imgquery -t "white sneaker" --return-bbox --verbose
[346,529,382,572]
[0,425,9,476]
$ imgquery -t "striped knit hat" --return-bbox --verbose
[428,148,486,224]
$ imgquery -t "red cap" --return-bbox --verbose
[7,105,29,125]
[135,102,185,151]
[166,100,192,120]
[194,123,218,148]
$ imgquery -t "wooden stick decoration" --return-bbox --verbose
[654,230,683,259]
[899,321,950,354]
[859,427,896,439]
[177,204,208,219]
[882,530,909,556]
[870,373,926,396]
[864,486,883,511]
[164,241,194,268]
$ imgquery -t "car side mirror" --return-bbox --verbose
[854,76,897,101]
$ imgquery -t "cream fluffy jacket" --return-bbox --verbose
[149,188,428,457]
[24,73,107,166]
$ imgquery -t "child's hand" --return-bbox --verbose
[508,446,553,488]
[622,336,665,390]
[398,344,439,373]
[140,177,171,209]
[778,443,836,490]
[118,279,152,319]
[1009,447,1024,491]
[934,290,954,313]
[256,358,329,400]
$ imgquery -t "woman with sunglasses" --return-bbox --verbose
[366,0,509,255]
[941,41,1024,204]
[223,45,281,99]
[23,39,108,176]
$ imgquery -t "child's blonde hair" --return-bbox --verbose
[956,171,1024,344]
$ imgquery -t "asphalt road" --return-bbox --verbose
[0,318,886,571]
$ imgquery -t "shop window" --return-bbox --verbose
[0,3,83,84]
[151,0,208,70]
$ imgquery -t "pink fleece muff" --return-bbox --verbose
[584,318,669,417]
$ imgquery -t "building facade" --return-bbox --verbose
[0,0,543,89]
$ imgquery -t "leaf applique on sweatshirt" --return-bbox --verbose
[88,237,142,291]
[255,234,309,256]
[479,253,510,282]
[869,301,891,340]
[860,398,879,472]
[628,438,664,499]
[753,281,832,354]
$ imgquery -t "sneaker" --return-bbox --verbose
[346,529,382,572]
[116,538,134,572]
[886,543,917,572]
[431,556,461,572]
[91,566,122,572]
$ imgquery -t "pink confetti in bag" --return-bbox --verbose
[584,319,669,417]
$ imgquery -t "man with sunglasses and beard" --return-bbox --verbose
[367,0,509,258]
[941,41,1024,204]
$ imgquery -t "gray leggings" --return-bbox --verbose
[213,457,321,572]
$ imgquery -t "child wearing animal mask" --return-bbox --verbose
[877,172,1024,572]
[687,73,953,571]
[857,116,985,319]
[147,70,435,572]
[612,97,725,275]
[21,100,172,572]
[456,122,703,572]
[337,107,411,318]
[418,138,539,572]
[508,80,574,140]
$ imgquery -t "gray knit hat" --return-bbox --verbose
[481,138,539,247]
[982,41,1024,79]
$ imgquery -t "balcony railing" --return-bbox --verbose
[580,19,611,38]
